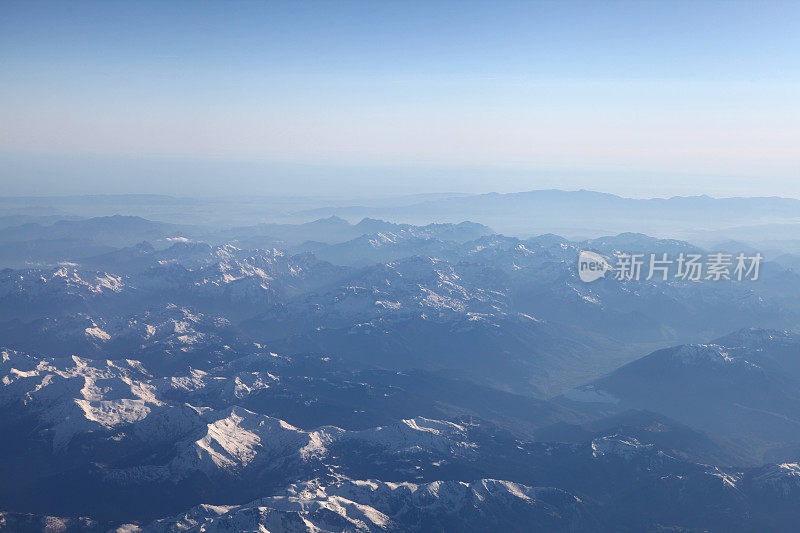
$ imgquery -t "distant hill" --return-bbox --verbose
[565,329,800,464]
[207,216,493,247]
[295,189,800,238]
[0,215,196,267]
[0,215,191,245]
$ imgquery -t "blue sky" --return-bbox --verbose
[1,1,798,197]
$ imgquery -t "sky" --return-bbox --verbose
[1,0,799,198]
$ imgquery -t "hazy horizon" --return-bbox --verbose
[2,1,799,198]
[4,182,800,202]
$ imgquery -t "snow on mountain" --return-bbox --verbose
[0,511,110,532]
[715,327,799,349]
[0,304,248,374]
[0,349,479,486]
[90,304,234,352]
[0,350,168,447]
[106,408,476,484]
[666,344,763,370]
[141,477,593,533]
[0,266,124,303]
[590,435,659,460]
[348,417,475,457]
[749,462,800,498]
[0,350,271,449]
[164,407,316,477]
[245,255,510,339]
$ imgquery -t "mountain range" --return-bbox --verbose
[2,204,800,531]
